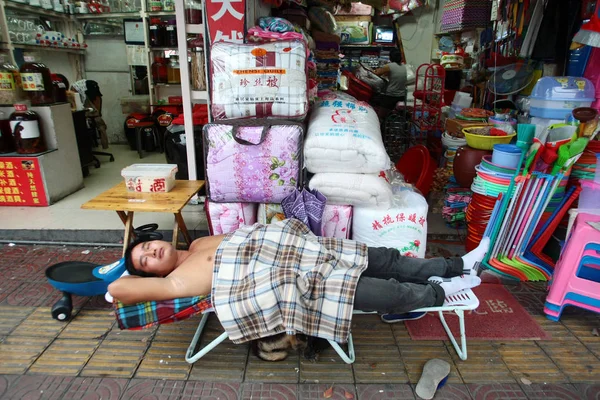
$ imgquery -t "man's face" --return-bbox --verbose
[131,240,178,277]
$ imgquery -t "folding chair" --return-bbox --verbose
[114,288,480,364]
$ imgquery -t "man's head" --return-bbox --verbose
[390,49,402,64]
[124,237,178,277]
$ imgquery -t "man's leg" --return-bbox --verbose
[365,247,463,283]
[354,277,443,314]
[365,238,491,283]
[354,275,481,314]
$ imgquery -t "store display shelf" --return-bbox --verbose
[75,12,140,19]
[149,46,179,51]
[145,11,176,17]
[153,83,181,87]
[3,0,71,19]
[340,44,395,48]
[11,43,85,54]
[185,24,204,34]
[84,20,122,27]
[191,90,208,100]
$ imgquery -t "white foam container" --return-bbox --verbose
[121,164,178,193]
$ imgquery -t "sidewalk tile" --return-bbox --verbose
[247,353,300,383]
[298,383,355,400]
[411,383,472,399]
[2,375,73,400]
[241,383,298,400]
[573,383,600,399]
[61,377,128,400]
[0,335,53,374]
[27,338,99,376]
[356,383,416,399]
[135,340,191,380]
[466,384,527,399]
[121,379,185,399]
[519,383,582,399]
[353,344,407,384]
[181,382,241,400]
[539,341,600,383]
[497,342,568,383]
[0,305,35,336]
[400,342,461,384]
[299,346,353,384]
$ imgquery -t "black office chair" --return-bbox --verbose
[86,113,114,164]
[74,80,115,164]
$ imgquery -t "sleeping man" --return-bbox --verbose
[109,219,488,359]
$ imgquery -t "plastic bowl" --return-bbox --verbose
[463,126,516,150]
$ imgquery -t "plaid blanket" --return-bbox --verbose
[115,295,213,330]
[212,219,368,344]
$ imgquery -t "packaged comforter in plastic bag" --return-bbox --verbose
[352,190,428,258]
[205,200,258,235]
[203,120,304,203]
[257,203,286,224]
[304,91,391,173]
[210,41,309,120]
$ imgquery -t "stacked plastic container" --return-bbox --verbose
[529,77,596,120]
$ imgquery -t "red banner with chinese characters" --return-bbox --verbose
[0,157,48,206]
[205,0,245,44]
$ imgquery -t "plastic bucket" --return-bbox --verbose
[492,144,522,169]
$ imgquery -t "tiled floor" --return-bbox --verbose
[1,244,599,400]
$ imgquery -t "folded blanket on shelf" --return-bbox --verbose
[309,173,393,209]
[205,200,258,235]
[304,92,390,173]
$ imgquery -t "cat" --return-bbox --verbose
[252,333,329,362]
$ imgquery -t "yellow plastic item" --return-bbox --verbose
[462,127,516,150]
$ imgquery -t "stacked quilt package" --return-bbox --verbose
[203,120,305,235]
[441,0,492,33]
[305,91,393,209]
[205,200,258,235]
[210,41,309,120]
[312,31,341,90]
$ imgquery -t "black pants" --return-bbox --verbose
[353,247,464,314]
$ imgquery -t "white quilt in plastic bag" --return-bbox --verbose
[304,92,391,174]
[210,40,309,120]
[352,190,428,258]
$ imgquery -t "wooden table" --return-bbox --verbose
[81,180,205,255]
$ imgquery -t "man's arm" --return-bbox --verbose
[374,64,390,77]
[108,275,180,304]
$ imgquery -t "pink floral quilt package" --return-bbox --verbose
[205,200,258,235]
[204,120,304,203]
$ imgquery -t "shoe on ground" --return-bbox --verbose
[380,311,426,323]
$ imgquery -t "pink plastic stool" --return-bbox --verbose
[544,212,600,321]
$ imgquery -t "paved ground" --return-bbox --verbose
[0,243,599,400]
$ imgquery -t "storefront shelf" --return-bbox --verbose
[11,43,86,54]
[3,0,71,19]
[75,12,140,19]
